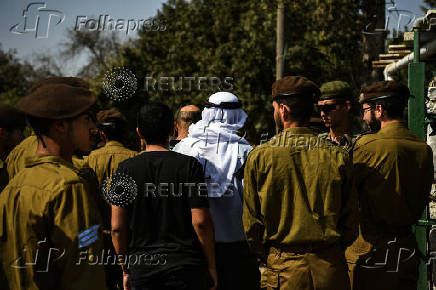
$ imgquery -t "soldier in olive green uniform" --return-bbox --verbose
[0,104,26,192]
[243,76,358,290]
[346,81,434,290]
[6,134,91,179]
[88,109,137,188]
[0,77,107,290]
[87,109,137,290]
[317,81,361,151]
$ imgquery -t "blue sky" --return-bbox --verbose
[0,0,429,75]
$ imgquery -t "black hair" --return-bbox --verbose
[274,96,313,122]
[137,102,174,145]
[26,116,52,135]
[369,97,406,119]
[98,118,126,142]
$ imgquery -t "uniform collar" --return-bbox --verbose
[281,127,314,135]
[24,154,76,171]
[105,141,124,147]
[378,121,407,134]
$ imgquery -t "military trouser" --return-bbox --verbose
[262,245,350,290]
[345,233,418,290]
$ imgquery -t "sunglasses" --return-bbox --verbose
[316,104,338,113]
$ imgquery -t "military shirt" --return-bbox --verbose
[6,135,38,180]
[243,127,358,259]
[88,141,138,187]
[352,122,434,239]
[0,155,107,290]
[87,141,137,230]
[318,132,357,152]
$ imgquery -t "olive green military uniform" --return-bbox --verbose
[0,77,109,289]
[6,135,38,180]
[0,155,107,290]
[318,132,356,152]
[87,141,137,232]
[88,141,137,188]
[5,134,92,177]
[346,122,433,290]
[243,127,358,290]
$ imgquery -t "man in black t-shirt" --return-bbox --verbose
[111,102,217,290]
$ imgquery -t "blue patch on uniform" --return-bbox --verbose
[78,225,100,248]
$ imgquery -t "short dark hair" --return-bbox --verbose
[368,97,406,119]
[275,96,313,122]
[137,102,174,145]
[98,118,126,142]
[26,116,52,135]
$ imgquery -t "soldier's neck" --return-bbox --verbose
[380,119,402,128]
[36,137,73,163]
[329,119,350,139]
[284,120,309,129]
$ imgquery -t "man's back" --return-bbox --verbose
[115,151,208,280]
[88,140,137,187]
[244,127,358,257]
[353,122,433,236]
[0,155,106,290]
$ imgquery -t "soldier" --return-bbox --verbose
[87,109,137,290]
[170,104,201,150]
[243,76,358,290]
[0,77,107,290]
[88,109,137,187]
[0,104,25,191]
[346,81,434,290]
[317,81,360,151]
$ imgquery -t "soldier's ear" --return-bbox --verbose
[280,103,291,120]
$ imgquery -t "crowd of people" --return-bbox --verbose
[0,75,433,290]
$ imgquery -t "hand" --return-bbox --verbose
[208,267,218,290]
[123,272,131,290]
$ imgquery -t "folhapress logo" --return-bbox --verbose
[78,225,100,248]
[10,2,65,39]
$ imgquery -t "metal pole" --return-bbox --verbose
[409,29,428,290]
[276,0,285,80]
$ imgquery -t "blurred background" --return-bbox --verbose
[0,0,433,146]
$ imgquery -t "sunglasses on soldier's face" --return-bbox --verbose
[316,104,338,113]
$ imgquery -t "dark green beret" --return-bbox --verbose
[359,81,410,104]
[17,77,96,119]
[0,103,25,129]
[272,76,320,101]
[320,81,352,100]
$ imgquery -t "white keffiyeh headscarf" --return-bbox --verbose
[174,92,250,197]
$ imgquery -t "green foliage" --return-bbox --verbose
[101,0,364,142]
[0,46,34,105]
